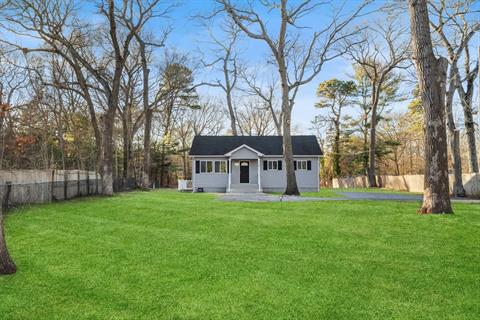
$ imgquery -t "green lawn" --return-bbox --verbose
[1,190,479,319]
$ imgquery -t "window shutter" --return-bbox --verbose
[195,161,200,174]
[307,160,312,171]
[227,161,229,173]
[263,160,268,170]
[278,160,282,170]
[294,161,297,170]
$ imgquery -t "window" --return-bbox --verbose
[214,161,227,173]
[264,160,282,171]
[295,160,312,171]
[268,161,277,170]
[199,160,227,174]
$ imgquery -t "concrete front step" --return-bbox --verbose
[228,184,262,194]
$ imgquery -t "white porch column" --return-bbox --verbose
[257,157,262,192]
[228,158,232,192]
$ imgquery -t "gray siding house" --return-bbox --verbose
[189,136,322,193]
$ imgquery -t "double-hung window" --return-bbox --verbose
[214,160,227,173]
[294,160,312,171]
[263,160,282,171]
[197,160,227,174]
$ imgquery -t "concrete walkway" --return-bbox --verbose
[220,191,480,203]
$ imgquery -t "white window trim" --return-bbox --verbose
[296,160,308,171]
[200,160,227,174]
[265,160,281,171]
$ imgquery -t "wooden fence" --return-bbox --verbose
[332,173,480,198]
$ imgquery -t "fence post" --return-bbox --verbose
[77,170,81,197]
[64,171,68,200]
[86,171,90,195]
[51,170,55,202]
[3,182,11,209]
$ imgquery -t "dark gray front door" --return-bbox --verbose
[240,161,249,183]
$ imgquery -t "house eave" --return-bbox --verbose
[224,144,264,157]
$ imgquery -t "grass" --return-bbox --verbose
[1,190,479,319]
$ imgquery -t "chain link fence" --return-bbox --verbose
[0,170,102,208]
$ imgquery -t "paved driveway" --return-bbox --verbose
[219,191,480,203]
[220,193,342,202]
[220,191,423,203]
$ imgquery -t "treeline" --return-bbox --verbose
[312,0,479,201]
[0,0,477,207]
[0,1,286,192]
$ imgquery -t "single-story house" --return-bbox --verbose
[189,135,322,193]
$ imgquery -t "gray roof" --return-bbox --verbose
[189,135,322,156]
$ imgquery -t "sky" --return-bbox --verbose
[160,0,480,135]
[2,0,479,135]
[163,0,381,134]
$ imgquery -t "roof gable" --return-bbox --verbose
[225,144,264,156]
[189,136,322,156]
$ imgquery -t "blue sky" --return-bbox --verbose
[162,0,479,134]
[3,0,478,134]
[163,0,378,133]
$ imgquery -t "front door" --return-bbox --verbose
[240,161,249,183]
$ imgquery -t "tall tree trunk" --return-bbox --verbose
[0,191,16,275]
[122,117,128,181]
[448,129,465,196]
[445,68,465,197]
[333,122,341,177]
[458,71,479,173]
[282,109,299,195]
[409,0,452,214]
[224,62,238,136]
[226,90,237,136]
[68,58,103,176]
[138,40,152,189]
[363,125,369,176]
[268,101,282,136]
[102,110,115,195]
[159,143,166,187]
[367,96,379,187]
[142,109,153,188]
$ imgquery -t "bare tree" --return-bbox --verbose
[240,70,282,135]
[430,0,479,174]
[458,39,479,173]
[429,0,478,195]
[189,99,225,136]
[2,0,162,194]
[119,5,171,188]
[174,99,225,178]
[198,20,241,135]
[0,50,27,169]
[118,52,144,185]
[345,17,410,187]
[218,0,370,195]
[408,0,452,214]
[236,98,277,136]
